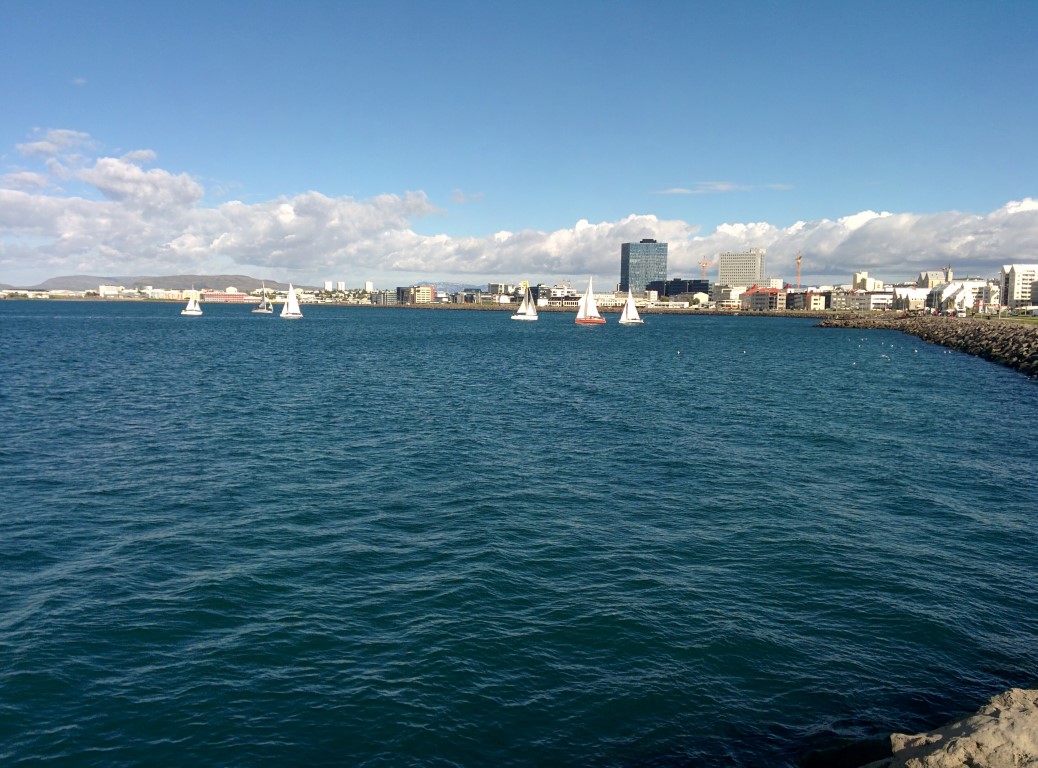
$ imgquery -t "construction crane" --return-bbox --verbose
[699,258,717,281]
[795,251,803,289]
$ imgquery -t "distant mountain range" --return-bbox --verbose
[2,275,308,292]
[1,275,489,293]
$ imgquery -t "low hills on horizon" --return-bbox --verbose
[0,274,303,293]
[3,274,481,294]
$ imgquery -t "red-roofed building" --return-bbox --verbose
[740,286,787,311]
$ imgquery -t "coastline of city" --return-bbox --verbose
[5,258,1038,380]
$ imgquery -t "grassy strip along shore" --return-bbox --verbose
[818,314,1038,377]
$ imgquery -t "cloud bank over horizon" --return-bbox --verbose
[3,130,1037,288]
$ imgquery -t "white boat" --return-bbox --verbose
[180,288,202,316]
[511,287,538,321]
[575,277,606,325]
[252,281,273,314]
[280,284,303,319]
[618,289,644,325]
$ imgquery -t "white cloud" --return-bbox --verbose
[450,188,484,204]
[655,181,791,196]
[79,156,203,209]
[0,171,50,190]
[16,128,95,158]
[2,130,1037,287]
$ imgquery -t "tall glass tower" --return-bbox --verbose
[620,239,668,292]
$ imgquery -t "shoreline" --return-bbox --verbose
[7,297,1036,377]
[817,314,1038,377]
[859,688,1038,768]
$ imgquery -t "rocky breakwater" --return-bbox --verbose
[862,688,1038,768]
[818,315,1038,377]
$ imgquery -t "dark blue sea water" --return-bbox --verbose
[2,300,1036,767]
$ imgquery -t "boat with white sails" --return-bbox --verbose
[180,288,203,316]
[618,289,644,325]
[252,281,274,314]
[574,277,606,325]
[280,284,303,319]
[511,286,538,321]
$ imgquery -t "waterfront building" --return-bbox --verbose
[892,286,930,312]
[1000,264,1038,309]
[397,285,435,304]
[740,286,787,311]
[620,239,668,292]
[785,290,827,311]
[201,290,252,303]
[646,278,709,296]
[717,249,766,287]
[933,279,1000,313]
[710,284,746,305]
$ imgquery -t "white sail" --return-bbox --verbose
[281,284,303,319]
[252,281,273,313]
[618,289,644,325]
[574,277,605,324]
[181,289,202,316]
[511,287,538,321]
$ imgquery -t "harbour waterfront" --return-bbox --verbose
[819,314,1038,377]
[1,301,1036,767]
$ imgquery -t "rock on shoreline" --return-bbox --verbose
[860,688,1038,768]
[817,315,1038,377]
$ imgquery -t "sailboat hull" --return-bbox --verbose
[575,317,606,325]
[511,313,538,321]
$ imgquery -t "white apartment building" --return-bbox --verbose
[717,248,766,287]
[710,284,746,305]
[853,272,885,291]
[934,279,999,313]
[892,286,930,312]
[1000,264,1038,308]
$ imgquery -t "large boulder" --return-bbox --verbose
[864,688,1038,767]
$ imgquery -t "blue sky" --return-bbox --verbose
[2,0,1037,289]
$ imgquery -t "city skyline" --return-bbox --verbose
[2,1,1037,289]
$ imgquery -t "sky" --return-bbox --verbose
[2,0,1038,289]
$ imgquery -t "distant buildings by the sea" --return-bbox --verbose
[5,252,1038,316]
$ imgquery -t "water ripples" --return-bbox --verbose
[2,303,1036,766]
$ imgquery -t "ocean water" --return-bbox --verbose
[1,300,1036,767]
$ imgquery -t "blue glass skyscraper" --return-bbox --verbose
[620,239,668,292]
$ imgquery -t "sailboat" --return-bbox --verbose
[618,289,644,325]
[574,277,606,325]
[511,286,538,321]
[180,288,202,316]
[280,284,303,319]
[252,281,273,314]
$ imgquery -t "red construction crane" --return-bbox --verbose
[699,258,717,281]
